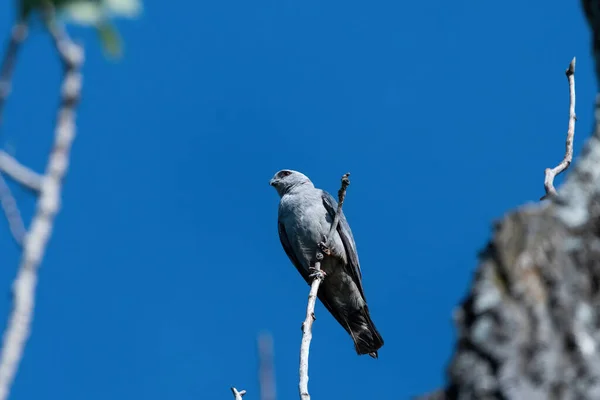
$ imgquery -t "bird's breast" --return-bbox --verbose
[280,193,346,265]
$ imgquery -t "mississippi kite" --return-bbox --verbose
[270,169,384,358]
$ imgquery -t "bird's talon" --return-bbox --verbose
[309,267,326,279]
[318,242,331,255]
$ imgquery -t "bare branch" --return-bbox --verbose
[326,173,350,245]
[0,15,84,400]
[0,151,42,192]
[299,173,350,400]
[231,387,247,400]
[0,21,28,126]
[298,266,322,400]
[0,173,26,246]
[542,57,577,199]
[258,333,277,400]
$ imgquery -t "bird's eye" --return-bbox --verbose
[280,171,292,178]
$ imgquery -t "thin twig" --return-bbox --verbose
[299,173,350,400]
[258,333,277,400]
[0,151,43,192]
[542,57,577,199]
[326,173,351,246]
[231,387,247,400]
[0,21,28,127]
[0,173,26,246]
[0,14,84,400]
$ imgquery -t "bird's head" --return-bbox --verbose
[270,169,313,196]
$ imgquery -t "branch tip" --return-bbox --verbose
[566,57,576,77]
[230,387,246,399]
[543,59,576,197]
[257,333,277,400]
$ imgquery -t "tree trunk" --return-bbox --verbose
[419,1,600,399]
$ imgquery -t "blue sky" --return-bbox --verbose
[0,0,595,399]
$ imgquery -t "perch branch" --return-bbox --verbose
[0,151,43,192]
[0,15,84,400]
[0,20,28,126]
[258,333,277,400]
[299,173,350,400]
[542,57,577,199]
[0,173,26,246]
[326,173,351,245]
[231,387,247,400]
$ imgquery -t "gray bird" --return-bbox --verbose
[270,169,384,358]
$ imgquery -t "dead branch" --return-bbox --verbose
[0,13,84,400]
[258,333,277,400]
[0,20,28,126]
[298,173,350,400]
[0,173,25,246]
[542,57,577,199]
[231,387,247,400]
[0,151,42,192]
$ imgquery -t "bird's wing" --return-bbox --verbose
[278,220,311,283]
[278,215,352,335]
[321,190,366,299]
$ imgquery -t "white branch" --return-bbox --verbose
[299,173,350,400]
[0,173,26,245]
[231,387,247,400]
[298,267,323,400]
[0,16,84,400]
[0,151,42,192]
[543,57,576,199]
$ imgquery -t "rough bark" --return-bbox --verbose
[418,1,600,399]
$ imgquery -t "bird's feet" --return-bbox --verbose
[318,241,332,256]
[309,267,327,280]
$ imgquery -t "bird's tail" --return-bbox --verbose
[347,305,384,358]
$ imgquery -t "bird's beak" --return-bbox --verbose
[269,178,276,186]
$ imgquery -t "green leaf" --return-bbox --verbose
[17,0,140,60]
[18,0,142,23]
[60,1,104,25]
[104,0,142,18]
[96,22,122,59]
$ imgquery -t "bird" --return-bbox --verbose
[270,169,384,358]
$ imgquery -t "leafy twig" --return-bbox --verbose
[543,57,577,199]
[0,14,84,400]
[298,173,350,400]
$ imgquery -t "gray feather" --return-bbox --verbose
[271,169,384,357]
